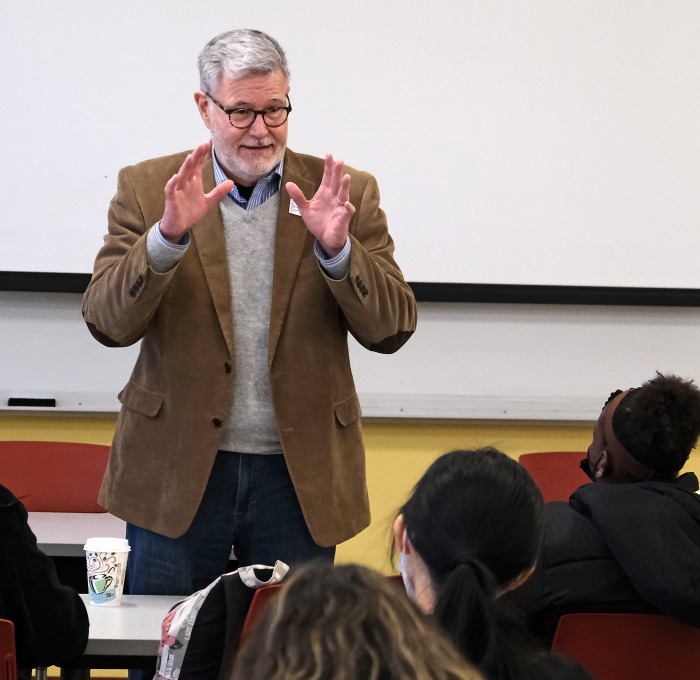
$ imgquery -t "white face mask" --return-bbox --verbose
[398,530,416,600]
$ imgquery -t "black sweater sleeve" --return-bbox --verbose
[0,485,89,669]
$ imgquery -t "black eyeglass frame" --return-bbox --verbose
[204,93,292,129]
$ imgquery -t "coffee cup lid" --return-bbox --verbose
[84,537,131,552]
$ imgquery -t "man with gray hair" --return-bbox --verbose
[82,27,416,608]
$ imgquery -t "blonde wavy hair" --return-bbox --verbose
[231,562,482,680]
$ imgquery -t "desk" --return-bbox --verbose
[61,594,183,680]
[29,512,127,557]
[29,511,237,559]
[27,512,128,592]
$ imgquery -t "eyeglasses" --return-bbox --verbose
[205,93,292,129]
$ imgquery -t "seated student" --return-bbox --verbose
[393,447,592,680]
[515,372,700,645]
[0,483,89,679]
[231,562,483,680]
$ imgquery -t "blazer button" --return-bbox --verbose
[212,418,222,427]
[224,362,232,373]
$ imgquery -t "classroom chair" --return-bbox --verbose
[0,441,109,512]
[240,584,283,643]
[0,619,17,680]
[517,451,589,503]
[239,574,407,645]
[551,613,700,680]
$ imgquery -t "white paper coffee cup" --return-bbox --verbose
[84,537,131,606]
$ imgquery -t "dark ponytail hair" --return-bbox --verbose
[433,559,500,672]
[400,448,544,679]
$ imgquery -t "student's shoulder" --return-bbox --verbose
[543,501,603,558]
[0,483,17,507]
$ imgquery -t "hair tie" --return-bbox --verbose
[449,557,498,597]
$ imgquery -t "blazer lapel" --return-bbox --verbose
[268,152,315,364]
[192,154,234,357]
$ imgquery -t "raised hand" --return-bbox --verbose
[159,141,234,243]
[286,154,355,257]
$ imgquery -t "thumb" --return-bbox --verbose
[285,181,310,209]
[206,180,234,204]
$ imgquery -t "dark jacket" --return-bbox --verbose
[0,484,89,674]
[515,472,700,645]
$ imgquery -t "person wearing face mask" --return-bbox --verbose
[515,372,700,646]
[392,448,592,680]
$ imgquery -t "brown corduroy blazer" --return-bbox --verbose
[82,148,417,546]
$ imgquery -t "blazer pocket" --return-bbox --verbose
[334,393,362,426]
[118,380,164,417]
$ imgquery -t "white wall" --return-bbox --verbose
[3,1,700,288]
[4,2,700,419]
[3,291,699,420]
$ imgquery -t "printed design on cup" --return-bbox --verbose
[86,551,122,604]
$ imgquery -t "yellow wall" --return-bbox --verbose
[2,414,699,576]
[341,419,595,571]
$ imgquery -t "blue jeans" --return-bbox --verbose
[126,451,335,596]
[126,451,334,680]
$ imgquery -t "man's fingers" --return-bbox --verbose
[330,159,345,196]
[164,173,179,193]
[174,141,211,183]
[337,174,352,204]
[190,140,212,162]
[320,154,335,190]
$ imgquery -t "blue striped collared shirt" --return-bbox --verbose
[212,149,284,210]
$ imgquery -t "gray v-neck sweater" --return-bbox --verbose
[218,194,282,454]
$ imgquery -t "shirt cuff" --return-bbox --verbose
[147,223,190,273]
[314,238,351,280]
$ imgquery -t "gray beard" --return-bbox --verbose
[214,145,286,186]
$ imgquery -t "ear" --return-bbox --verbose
[194,91,212,129]
[392,514,408,553]
[503,563,536,593]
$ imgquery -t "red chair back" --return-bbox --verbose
[518,451,589,502]
[551,613,700,680]
[240,584,283,643]
[0,619,17,680]
[0,441,109,512]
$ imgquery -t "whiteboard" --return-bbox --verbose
[2,1,700,289]
[3,291,700,420]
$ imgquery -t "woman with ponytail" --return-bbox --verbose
[393,447,590,680]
